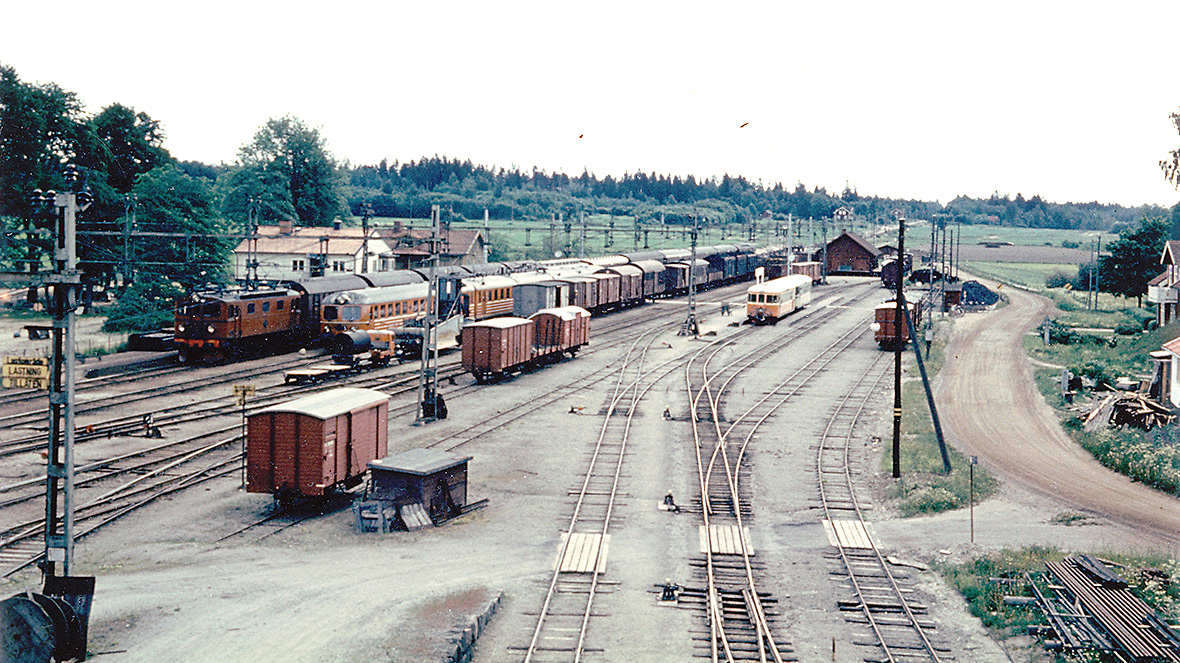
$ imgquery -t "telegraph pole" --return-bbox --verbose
[892,210,905,479]
[121,193,136,289]
[416,205,442,424]
[360,202,372,274]
[679,214,700,337]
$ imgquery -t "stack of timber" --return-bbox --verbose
[1083,392,1175,432]
[1039,556,1180,662]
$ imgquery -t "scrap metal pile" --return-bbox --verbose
[1083,392,1175,431]
[1028,555,1180,662]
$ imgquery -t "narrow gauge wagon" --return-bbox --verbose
[873,299,923,349]
[174,288,301,363]
[461,306,590,382]
[247,387,389,502]
[746,274,813,324]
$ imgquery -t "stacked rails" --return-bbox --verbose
[1041,556,1180,662]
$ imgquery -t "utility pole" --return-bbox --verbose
[416,205,442,424]
[121,193,136,289]
[579,212,586,259]
[245,197,260,288]
[892,209,905,479]
[1095,234,1101,311]
[360,202,372,274]
[786,213,794,273]
[679,214,700,337]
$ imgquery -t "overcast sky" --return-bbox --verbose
[5,1,1180,208]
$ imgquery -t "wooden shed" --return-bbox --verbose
[367,448,473,524]
[820,231,880,275]
[247,387,389,499]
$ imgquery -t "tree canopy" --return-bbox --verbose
[231,116,343,227]
[1099,217,1170,306]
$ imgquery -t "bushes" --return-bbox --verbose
[1044,270,1074,288]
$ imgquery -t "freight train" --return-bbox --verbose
[174,244,768,363]
[461,306,590,383]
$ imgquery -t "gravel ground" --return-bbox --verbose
[3,277,1175,663]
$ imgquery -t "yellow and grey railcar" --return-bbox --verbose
[746,274,813,324]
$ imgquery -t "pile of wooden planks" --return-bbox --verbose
[1084,392,1175,431]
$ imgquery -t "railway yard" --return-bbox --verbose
[2,276,1178,663]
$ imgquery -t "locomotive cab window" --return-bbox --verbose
[323,306,337,321]
[341,306,361,322]
[262,301,270,313]
[276,301,284,311]
[247,303,255,314]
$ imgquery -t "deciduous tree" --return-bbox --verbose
[233,116,343,227]
[1099,217,1169,306]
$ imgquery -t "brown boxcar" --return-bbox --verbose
[561,275,599,311]
[530,306,590,357]
[874,300,922,349]
[791,261,823,284]
[606,264,644,306]
[247,387,390,500]
[461,317,534,382]
[590,272,622,310]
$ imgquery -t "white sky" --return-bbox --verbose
[5,1,1180,208]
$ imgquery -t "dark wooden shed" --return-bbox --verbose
[818,231,880,275]
[367,448,473,525]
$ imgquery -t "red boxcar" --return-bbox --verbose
[530,306,590,357]
[461,317,534,382]
[247,387,389,501]
[874,300,922,349]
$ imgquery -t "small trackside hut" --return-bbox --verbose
[247,387,390,502]
[360,448,473,530]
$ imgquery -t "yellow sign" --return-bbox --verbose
[3,376,49,390]
[234,383,255,406]
[2,357,49,389]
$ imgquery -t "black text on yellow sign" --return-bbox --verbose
[2,356,50,389]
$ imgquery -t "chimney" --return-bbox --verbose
[279,217,293,235]
[394,219,404,232]
[333,218,342,230]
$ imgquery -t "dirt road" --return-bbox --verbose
[936,284,1180,550]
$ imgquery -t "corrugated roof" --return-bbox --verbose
[467,317,531,329]
[254,387,389,419]
[369,448,472,476]
[531,306,590,321]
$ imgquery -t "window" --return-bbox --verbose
[292,259,304,271]
[332,260,346,272]
[342,306,361,322]
[748,294,757,303]
[323,306,338,321]
[262,301,270,313]
[276,301,284,311]
[396,302,402,315]
[247,303,255,313]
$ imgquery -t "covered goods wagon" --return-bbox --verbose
[247,387,390,500]
[461,317,534,382]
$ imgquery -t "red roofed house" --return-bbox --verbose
[374,220,487,269]
[231,220,394,282]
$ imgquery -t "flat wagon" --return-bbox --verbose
[247,387,390,501]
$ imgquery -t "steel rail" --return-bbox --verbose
[816,347,945,663]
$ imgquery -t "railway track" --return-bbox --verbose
[816,349,950,662]
[681,283,884,662]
